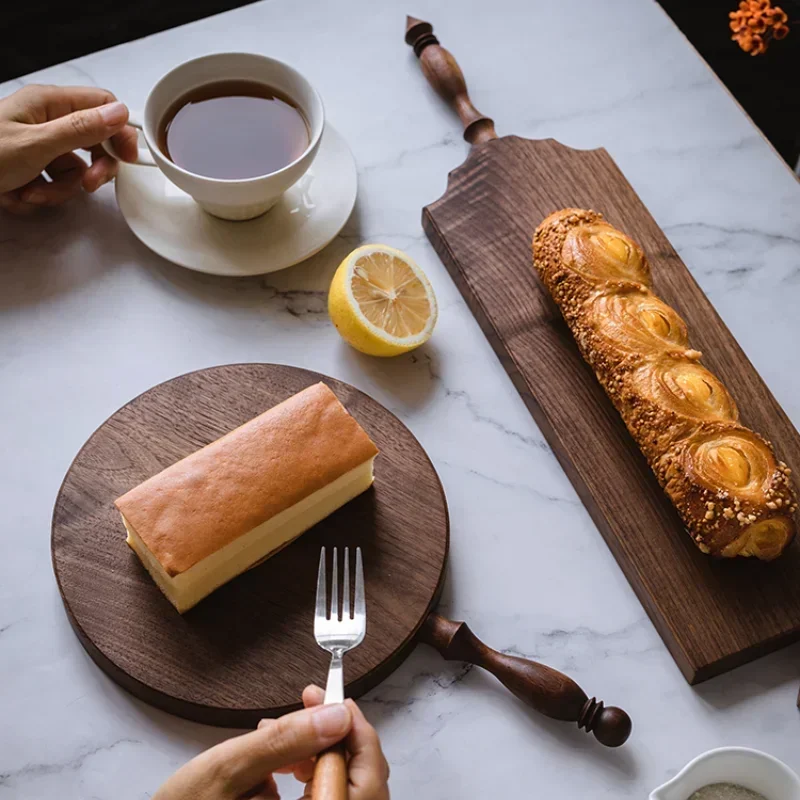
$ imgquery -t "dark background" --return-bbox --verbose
[0,1,259,81]
[2,0,799,169]
[658,0,800,167]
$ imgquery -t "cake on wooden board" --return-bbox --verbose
[115,382,379,612]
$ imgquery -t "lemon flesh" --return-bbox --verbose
[328,245,437,357]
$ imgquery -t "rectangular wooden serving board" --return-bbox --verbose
[423,135,800,683]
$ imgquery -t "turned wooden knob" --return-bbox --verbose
[578,697,632,748]
[405,15,497,145]
[420,613,632,747]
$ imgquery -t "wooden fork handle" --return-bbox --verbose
[311,740,348,800]
[420,612,632,747]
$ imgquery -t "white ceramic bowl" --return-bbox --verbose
[650,748,800,800]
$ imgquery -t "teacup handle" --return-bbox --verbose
[102,110,157,166]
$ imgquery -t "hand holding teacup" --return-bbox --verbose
[0,84,139,214]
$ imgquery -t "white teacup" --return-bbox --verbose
[104,53,324,221]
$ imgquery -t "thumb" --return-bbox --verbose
[206,703,351,794]
[35,101,129,159]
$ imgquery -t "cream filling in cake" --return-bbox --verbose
[122,458,375,613]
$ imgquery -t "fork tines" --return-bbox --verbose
[316,546,365,622]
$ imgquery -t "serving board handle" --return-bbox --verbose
[405,16,497,145]
[420,612,632,747]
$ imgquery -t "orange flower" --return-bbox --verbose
[730,0,791,54]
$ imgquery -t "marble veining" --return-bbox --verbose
[1,0,800,797]
[0,738,142,791]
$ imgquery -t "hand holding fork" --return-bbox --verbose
[312,546,373,800]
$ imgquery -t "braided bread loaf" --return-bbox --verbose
[533,208,796,560]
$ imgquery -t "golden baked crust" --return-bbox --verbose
[115,383,379,576]
[533,208,797,560]
[621,357,739,462]
[657,424,795,558]
[583,286,696,369]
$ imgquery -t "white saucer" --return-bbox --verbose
[115,125,357,276]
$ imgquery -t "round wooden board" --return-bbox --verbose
[52,364,449,727]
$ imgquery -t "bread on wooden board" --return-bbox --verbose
[533,208,796,560]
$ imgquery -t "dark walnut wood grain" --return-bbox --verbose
[52,363,631,741]
[421,614,631,746]
[422,135,800,685]
[51,364,449,726]
[407,15,800,687]
[405,15,497,145]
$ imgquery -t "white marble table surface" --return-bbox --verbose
[2,0,800,796]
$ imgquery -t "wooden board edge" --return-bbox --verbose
[52,362,452,727]
[425,138,616,219]
[690,627,800,685]
[60,564,449,727]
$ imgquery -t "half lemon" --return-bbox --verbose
[328,245,438,357]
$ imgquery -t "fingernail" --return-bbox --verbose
[311,703,350,738]
[22,190,46,204]
[99,102,127,126]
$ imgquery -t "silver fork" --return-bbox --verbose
[312,547,366,799]
[314,545,366,704]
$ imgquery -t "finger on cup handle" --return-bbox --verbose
[35,101,130,160]
[83,147,120,193]
[107,125,140,163]
[0,193,39,215]
[20,153,86,205]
